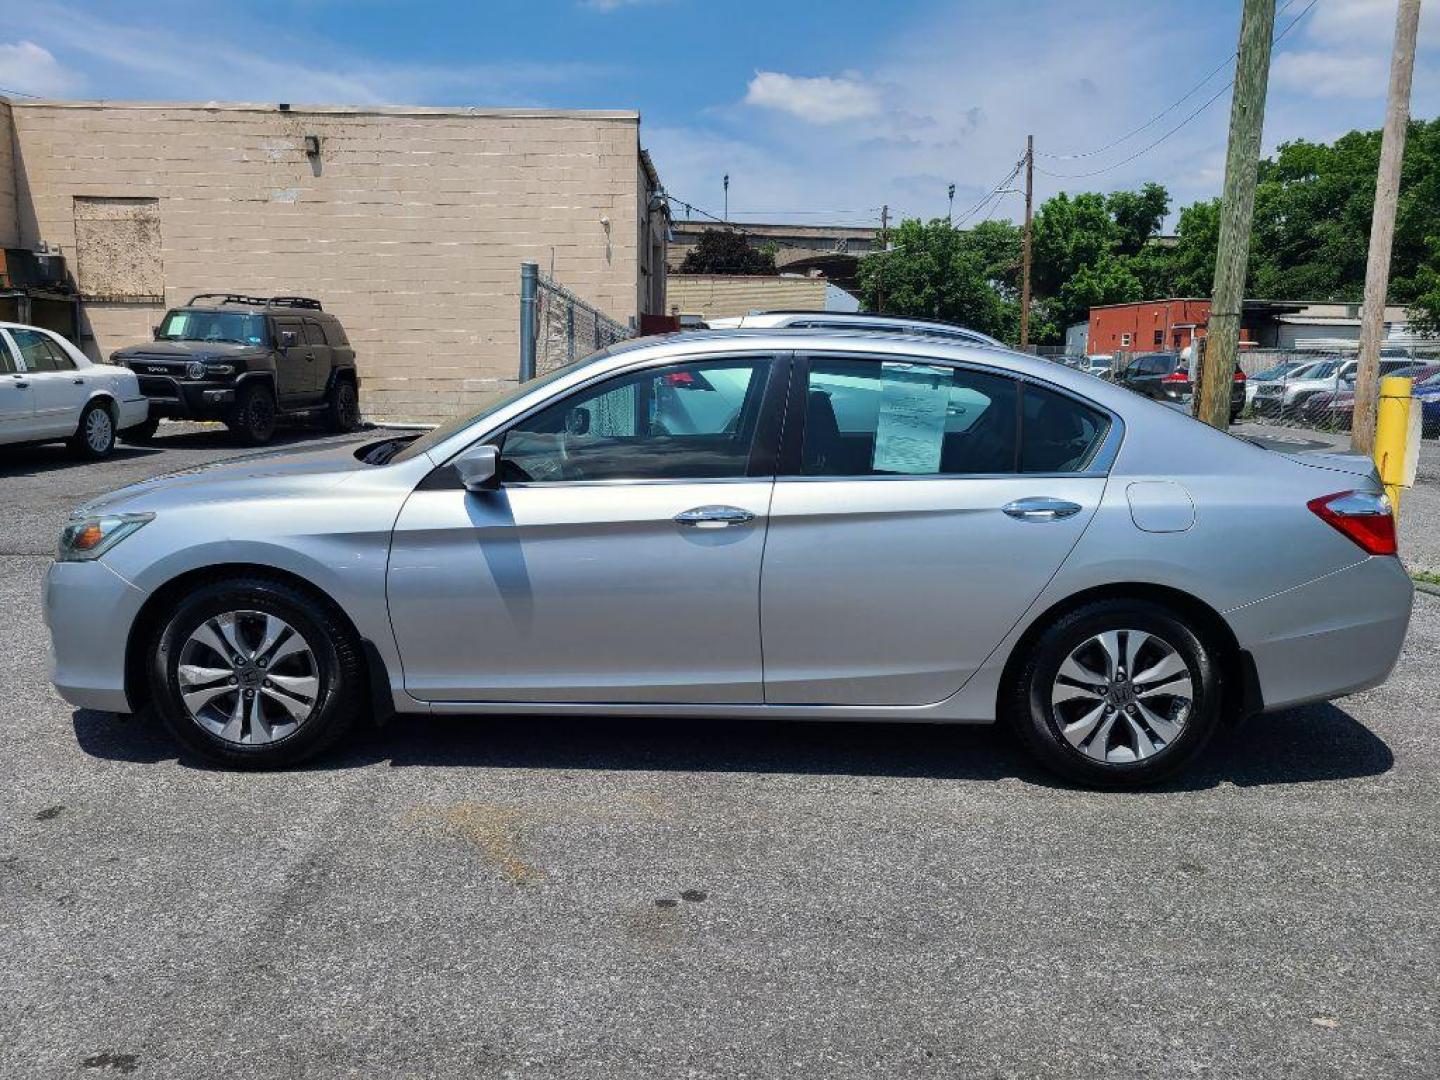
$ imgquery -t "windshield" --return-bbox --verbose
[390,356,593,465]
[159,310,268,346]
[1253,361,1299,381]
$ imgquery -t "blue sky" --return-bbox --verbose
[2,0,1436,226]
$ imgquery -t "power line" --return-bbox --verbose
[0,85,42,99]
[952,157,1025,228]
[1037,54,1235,161]
[1033,0,1319,181]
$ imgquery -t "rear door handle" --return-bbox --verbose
[1002,497,1083,522]
[674,505,755,529]
[15,381,29,389]
[73,378,84,385]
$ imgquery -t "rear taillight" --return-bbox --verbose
[1233,369,1246,382]
[1307,490,1397,556]
[1162,371,1189,383]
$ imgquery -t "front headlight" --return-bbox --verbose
[57,513,154,562]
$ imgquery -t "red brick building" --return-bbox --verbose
[1088,299,1221,355]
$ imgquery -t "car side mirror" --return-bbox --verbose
[454,444,500,492]
[280,330,298,348]
[566,406,591,436]
[152,325,162,340]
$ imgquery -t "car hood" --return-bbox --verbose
[73,440,371,517]
[112,341,269,362]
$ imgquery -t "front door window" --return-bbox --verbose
[500,358,771,483]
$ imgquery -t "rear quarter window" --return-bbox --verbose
[322,320,350,348]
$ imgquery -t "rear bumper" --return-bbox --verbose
[43,558,147,713]
[1224,556,1413,712]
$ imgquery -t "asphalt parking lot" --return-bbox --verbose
[2,421,1438,1079]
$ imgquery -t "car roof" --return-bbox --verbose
[734,310,1005,344]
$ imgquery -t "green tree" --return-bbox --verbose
[678,229,777,275]
[1106,182,1170,256]
[856,218,1016,341]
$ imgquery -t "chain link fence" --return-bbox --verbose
[1237,346,1440,435]
[521,263,633,380]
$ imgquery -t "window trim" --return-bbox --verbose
[420,351,792,491]
[777,350,1122,481]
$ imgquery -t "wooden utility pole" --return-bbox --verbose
[1019,135,1035,349]
[1196,0,1275,430]
[1351,0,1422,455]
[877,204,890,313]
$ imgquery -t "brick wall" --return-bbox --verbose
[668,274,828,320]
[9,101,651,422]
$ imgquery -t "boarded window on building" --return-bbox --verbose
[73,197,162,301]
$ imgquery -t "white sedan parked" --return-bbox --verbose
[0,322,148,459]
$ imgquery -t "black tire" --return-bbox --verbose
[68,400,116,460]
[120,416,160,444]
[227,382,278,445]
[1004,599,1222,788]
[148,576,364,768]
[324,376,362,433]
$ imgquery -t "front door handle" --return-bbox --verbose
[674,505,755,529]
[14,381,29,389]
[73,377,84,385]
[1002,497,1083,522]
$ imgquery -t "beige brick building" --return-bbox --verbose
[667,273,860,322]
[0,96,668,421]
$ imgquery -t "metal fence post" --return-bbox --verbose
[566,303,575,363]
[519,261,538,382]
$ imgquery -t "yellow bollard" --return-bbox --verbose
[1373,375,1414,516]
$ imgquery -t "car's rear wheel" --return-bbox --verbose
[228,383,278,445]
[1005,599,1222,788]
[148,576,363,768]
[68,400,115,459]
[324,377,361,433]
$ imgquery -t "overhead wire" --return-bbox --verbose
[1032,0,1320,180]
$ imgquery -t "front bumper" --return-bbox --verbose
[1225,556,1413,711]
[44,558,148,713]
[135,375,237,417]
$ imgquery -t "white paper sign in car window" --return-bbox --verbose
[872,362,951,474]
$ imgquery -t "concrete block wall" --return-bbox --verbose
[0,99,18,248]
[9,101,648,422]
[667,274,828,321]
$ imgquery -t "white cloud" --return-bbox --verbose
[1273,50,1387,98]
[1305,0,1440,48]
[0,40,84,97]
[743,71,883,124]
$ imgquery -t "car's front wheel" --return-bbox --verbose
[1006,599,1221,788]
[228,382,278,445]
[148,576,363,768]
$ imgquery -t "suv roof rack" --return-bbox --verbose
[186,293,323,311]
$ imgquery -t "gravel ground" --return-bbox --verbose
[1,421,1437,1079]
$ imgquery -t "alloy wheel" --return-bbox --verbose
[176,610,320,744]
[1049,629,1194,764]
[85,407,113,453]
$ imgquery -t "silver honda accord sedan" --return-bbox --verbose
[44,330,1413,786]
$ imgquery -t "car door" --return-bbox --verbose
[0,331,38,441]
[302,319,331,398]
[10,328,88,437]
[387,353,785,703]
[760,352,1113,706]
[270,317,311,403]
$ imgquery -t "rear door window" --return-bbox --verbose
[800,358,1019,476]
[1020,384,1111,473]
